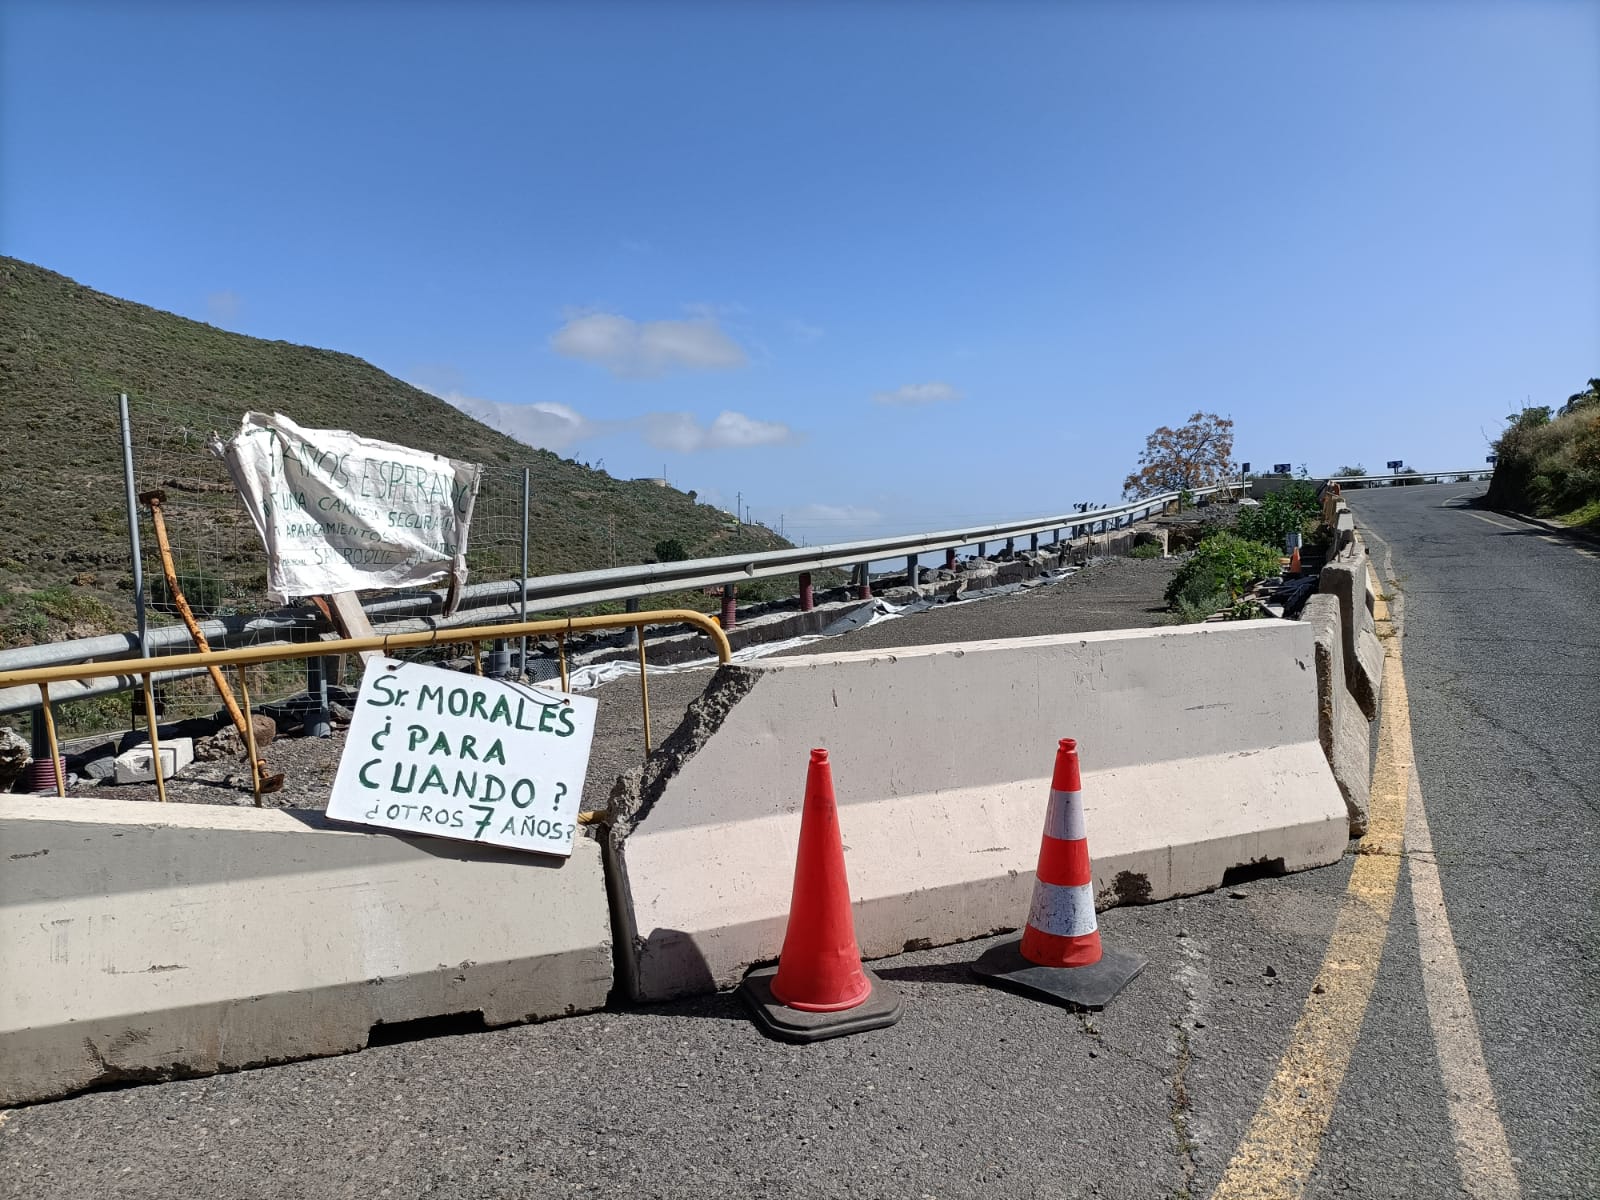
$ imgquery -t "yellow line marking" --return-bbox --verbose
[1464,512,1522,531]
[1404,772,1523,1197]
[1210,598,1410,1200]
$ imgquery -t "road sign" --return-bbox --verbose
[1240,462,1251,474]
[1387,459,1403,470]
[1272,463,1292,474]
[1486,454,1498,464]
[328,656,598,857]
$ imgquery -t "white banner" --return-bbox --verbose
[212,411,481,603]
[326,657,597,858]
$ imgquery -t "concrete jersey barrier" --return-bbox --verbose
[0,798,613,1105]
[606,620,1349,1003]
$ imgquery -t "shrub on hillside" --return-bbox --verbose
[1489,384,1600,524]
[1234,483,1320,549]
[1164,532,1281,620]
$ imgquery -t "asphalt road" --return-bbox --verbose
[1338,482,1600,1200]
[4,484,1596,1198]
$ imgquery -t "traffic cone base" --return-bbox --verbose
[738,747,903,1043]
[971,938,1147,1011]
[972,737,1146,1010]
[740,964,903,1044]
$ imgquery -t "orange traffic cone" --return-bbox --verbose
[1289,545,1302,576]
[972,738,1147,1009]
[739,749,903,1042]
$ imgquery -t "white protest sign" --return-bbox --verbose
[327,657,597,858]
[211,412,482,605]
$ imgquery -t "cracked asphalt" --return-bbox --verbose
[4,484,1596,1198]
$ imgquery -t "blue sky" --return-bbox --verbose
[4,1,1596,545]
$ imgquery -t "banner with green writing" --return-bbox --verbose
[327,657,597,858]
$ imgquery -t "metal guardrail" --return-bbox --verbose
[0,610,733,802]
[0,482,1233,714]
[1330,470,1491,485]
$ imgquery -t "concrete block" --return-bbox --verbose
[0,798,612,1105]
[113,737,194,784]
[1319,556,1384,720]
[607,621,1348,1003]
[1334,509,1356,554]
[1303,594,1371,836]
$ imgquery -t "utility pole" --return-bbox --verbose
[736,492,742,529]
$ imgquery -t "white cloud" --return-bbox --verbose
[206,290,242,322]
[872,381,961,406]
[429,381,793,457]
[439,392,601,452]
[787,319,825,343]
[642,410,798,452]
[551,311,747,377]
[791,503,883,525]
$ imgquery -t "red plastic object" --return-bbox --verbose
[769,749,873,1013]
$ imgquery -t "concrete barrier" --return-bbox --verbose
[606,620,1349,1003]
[1318,550,1384,720]
[1303,593,1371,836]
[0,798,612,1105]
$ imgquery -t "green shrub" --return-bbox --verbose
[149,569,229,617]
[1128,541,1164,560]
[1164,532,1281,616]
[1235,483,1320,548]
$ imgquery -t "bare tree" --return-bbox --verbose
[1122,412,1235,498]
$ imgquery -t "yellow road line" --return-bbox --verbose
[1210,599,1410,1199]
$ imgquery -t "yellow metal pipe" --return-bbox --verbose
[236,666,262,806]
[38,682,66,798]
[0,610,732,691]
[557,633,569,693]
[140,673,168,803]
[638,635,652,757]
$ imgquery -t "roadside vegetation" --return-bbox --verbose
[1124,413,1324,621]
[1487,379,1600,532]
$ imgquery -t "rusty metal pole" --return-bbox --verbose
[798,572,814,612]
[37,682,65,798]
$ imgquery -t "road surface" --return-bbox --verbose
[3,482,1595,1198]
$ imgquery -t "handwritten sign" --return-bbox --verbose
[212,412,482,605]
[327,657,597,858]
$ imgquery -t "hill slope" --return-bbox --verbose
[0,257,787,647]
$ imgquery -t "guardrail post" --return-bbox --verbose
[626,597,641,646]
[944,547,956,571]
[306,657,331,738]
[1004,537,1014,558]
[904,553,919,594]
[977,542,986,560]
[1029,532,1038,553]
[855,564,872,600]
[720,584,737,630]
[798,573,814,612]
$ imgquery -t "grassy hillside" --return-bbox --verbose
[1487,380,1600,533]
[0,257,790,650]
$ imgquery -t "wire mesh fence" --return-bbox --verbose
[123,395,533,722]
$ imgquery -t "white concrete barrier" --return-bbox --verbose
[608,620,1349,1003]
[0,798,612,1105]
[1304,593,1371,836]
[1319,549,1384,720]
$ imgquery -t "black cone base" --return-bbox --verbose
[739,965,903,1043]
[971,938,1147,1010]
